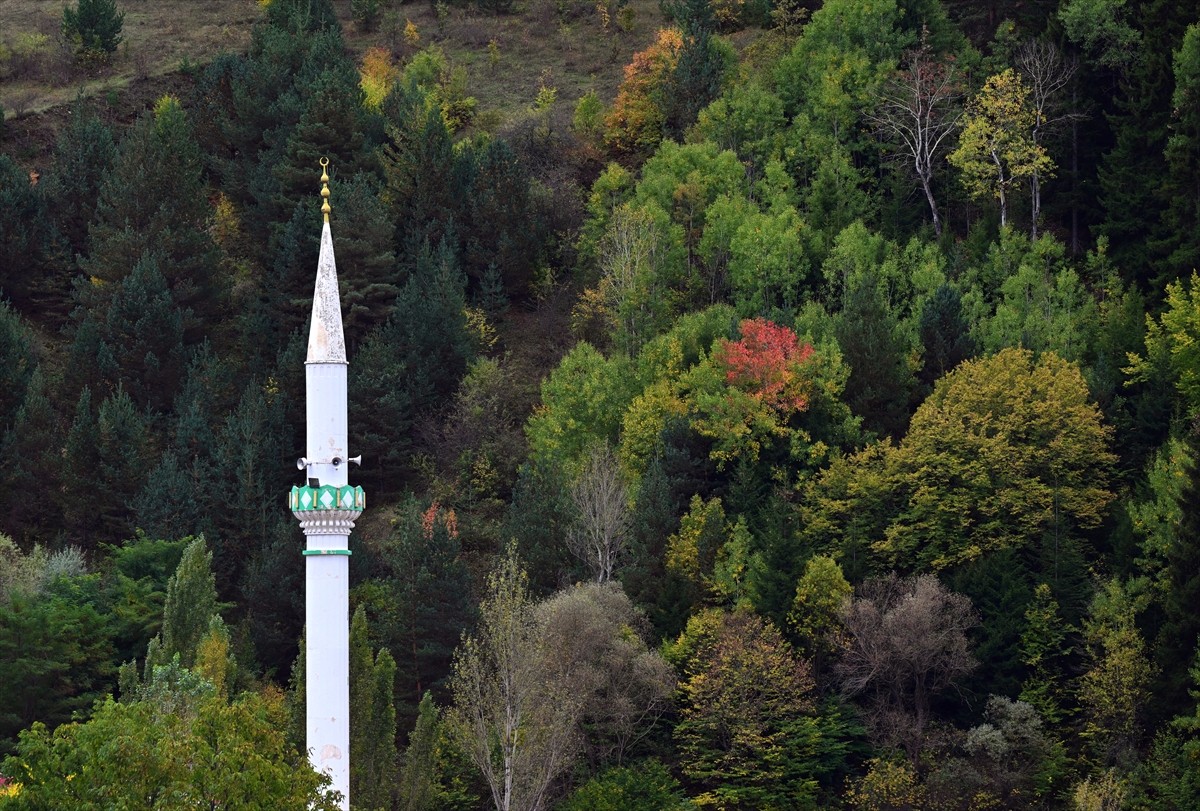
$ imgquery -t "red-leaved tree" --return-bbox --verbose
[714,318,816,414]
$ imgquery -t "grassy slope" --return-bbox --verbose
[1,0,669,163]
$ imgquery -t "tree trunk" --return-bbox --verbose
[921,175,943,237]
[1030,169,1041,240]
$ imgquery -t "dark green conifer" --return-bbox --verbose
[85,101,219,337]
[97,252,187,414]
[41,100,117,263]
[350,604,399,811]
[61,387,99,541]
[94,387,153,540]
[918,283,976,388]
[0,155,60,308]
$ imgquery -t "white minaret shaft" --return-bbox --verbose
[291,159,363,811]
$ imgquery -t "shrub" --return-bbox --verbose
[351,0,381,31]
[62,0,124,55]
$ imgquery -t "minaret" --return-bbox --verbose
[289,158,364,811]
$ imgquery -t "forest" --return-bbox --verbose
[0,0,1199,806]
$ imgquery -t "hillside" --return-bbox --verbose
[1,0,670,162]
[2,0,1200,808]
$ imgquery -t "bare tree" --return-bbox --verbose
[448,554,673,811]
[567,444,631,583]
[868,37,962,237]
[447,548,581,811]
[1015,40,1081,239]
[836,573,978,762]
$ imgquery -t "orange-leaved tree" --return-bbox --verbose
[604,28,683,157]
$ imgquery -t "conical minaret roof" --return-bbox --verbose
[307,159,347,363]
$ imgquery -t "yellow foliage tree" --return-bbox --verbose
[948,69,1053,228]
[360,47,399,110]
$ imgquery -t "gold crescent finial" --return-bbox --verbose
[319,157,331,223]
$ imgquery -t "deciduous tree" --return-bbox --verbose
[949,69,1053,228]
[868,40,962,236]
[567,444,632,583]
[836,574,977,761]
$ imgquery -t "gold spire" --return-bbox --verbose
[319,157,331,224]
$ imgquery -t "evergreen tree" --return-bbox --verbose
[0,301,36,436]
[93,387,153,541]
[504,462,579,595]
[1094,0,1189,284]
[350,241,472,491]
[664,0,726,138]
[133,451,211,544]
[463,139,542,295]
[84,98,219,337]
[350,604,399,811]
[332,173,399,345]
[61,0,124,54]
[60,388,99,543]
[1155,23,1200,281]
[96,252,187,415]
[1154,426,1200,713]
[834,274,917,439]
[0,370,62,542]
[917,283,975,389]
[947,549,1034,703]
[358,499,476,731]
[380,96,465,254]
[60,311,116,401]
[272,65,369,229]
[0,155,59,309]
[41,100,116,265]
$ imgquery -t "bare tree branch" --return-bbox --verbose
[567,444,631,583]
[1016,39,1083,238]
[868,35,963,237]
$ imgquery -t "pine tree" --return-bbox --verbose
[61,0,124,54]
[1155,426,1200,712]
[380,99,465,254]
[663,0,725,138]
[133,451,211,544]
[328,173,399,347]
[917,283,976,389]
[97,252,187,415]
[41,99,116,264]
[0,155,60,309]
[834,274,917,440]
[272,66,368,228]
[94,387,153,541]
[60,387,99,542]
[0,302,36,436]
[85,99,219,337]
[0,370,62,541]
[463,139,541,295]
